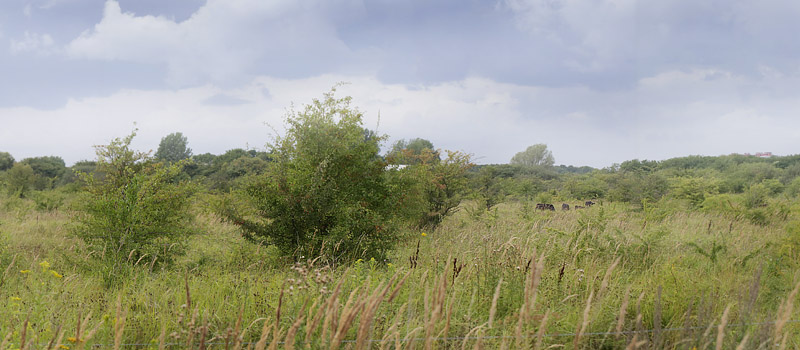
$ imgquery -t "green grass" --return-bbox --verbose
[1,195,800,349]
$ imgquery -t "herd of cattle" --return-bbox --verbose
[536,201,595,211]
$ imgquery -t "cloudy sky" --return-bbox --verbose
[1,0,799,168]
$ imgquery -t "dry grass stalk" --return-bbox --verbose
[533,309,550,350]
[330,285,367,350]
[158,319,167,350]
[2,254,17,277]
[185,272,192,311]
[460,323,486,350]
[314,273,346,347]
[515,253,545,348]
[74,315,104,350]
[598,256,621,299]
[267,327,283,350]
[199,321,209,350]
[774,279,800,348]
[653,285,662,348]
[499,335,509,350]
[186,308,199,349]
[21,317,28,350]
[573,290,594,349]
[231,305,246,350]
[113,295,128,350]
[379,302,408,350]
[270,287,285,350]
[715,305,731,350]
[283,300,309,350]
[355,272,404,350]
[254,318,274,350]
[45,325,63,350]
[615,286,631,337]
[734,332,750,350]
[402,327,424,350]
[1,331,12,350]
[488,277,503,328]
[424,272,448,350]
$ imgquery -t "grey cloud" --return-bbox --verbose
[203,94,251,106]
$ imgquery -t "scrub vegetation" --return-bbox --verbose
[2,90,800,349]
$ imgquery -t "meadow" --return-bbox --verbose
[2,193,799,349]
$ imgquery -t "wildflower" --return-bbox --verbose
[370,257,376,262]
[58,345,70,349]
[50,270,63,279]
[421,232,427,237]
[67,337,78,343]
[20,270,30,274]
[39,260,51,271]
[387,263,393,268]
[9,296,21,302]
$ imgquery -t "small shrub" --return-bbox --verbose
[73,130,195,268]
[31,190,67,212]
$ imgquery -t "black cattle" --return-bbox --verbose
[562,203,570,210]
[585,201,595,207]
[536,203,555,211]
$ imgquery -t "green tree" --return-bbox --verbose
[21,156,66,179]
[155,132,192,163]
[5,163,35,197]
[510,144,555,167]
[0,152,13,171]
[74,130,195,268]
[219,88,402,262]
[401,149,473,228]
[387,138,437,165]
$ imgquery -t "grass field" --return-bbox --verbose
[2,195,800,349]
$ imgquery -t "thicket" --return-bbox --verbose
[72,130,195,276]
[218,89,410,262]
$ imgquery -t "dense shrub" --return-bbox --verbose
[74,130,195,267]
[219,88,404,262]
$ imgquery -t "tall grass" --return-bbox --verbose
[2,196,800,348]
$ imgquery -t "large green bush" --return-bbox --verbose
[74,130,195,267]
[220,88,403,262]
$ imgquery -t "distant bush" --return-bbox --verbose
[31,190,67,212]
[73,130,195,268]
[671,176,719,208]
[5,163,36,198]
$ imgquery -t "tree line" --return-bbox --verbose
[3,88,800,270]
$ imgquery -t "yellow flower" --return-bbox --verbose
[50,270,63,279]
[421,232,427,237]
[20,270,30,274]
[39,260,51,271]
[66,337,78,343]
[58,345,70,350]
[9,296,21,302]
[370,257,376,262]
[387,263,393,268]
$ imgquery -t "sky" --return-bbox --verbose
[1,0,799,168]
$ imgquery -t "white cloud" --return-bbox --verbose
[66,0,363,86]
[10,31,56,55]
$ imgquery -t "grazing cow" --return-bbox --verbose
[562,203,570,210]
[575,205,585,209]
[585,201,595,207]
[536,203,555,211]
